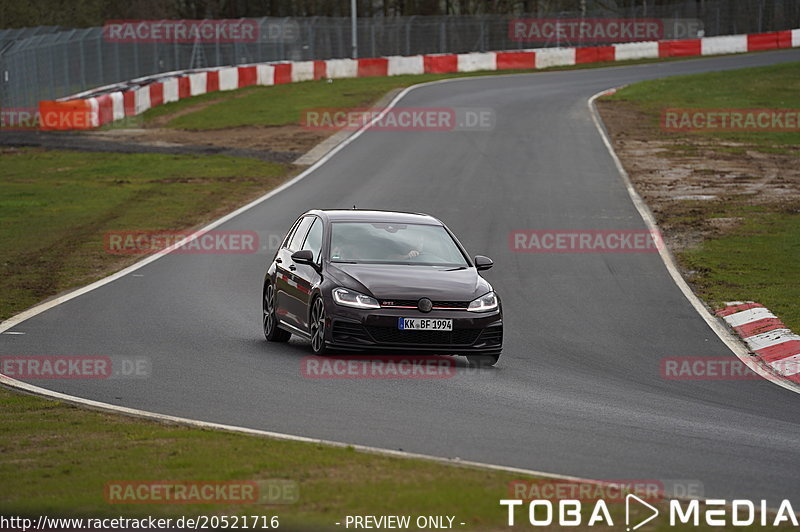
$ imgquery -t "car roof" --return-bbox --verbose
[306,209,443,225]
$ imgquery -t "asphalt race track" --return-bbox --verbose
[2,49,799,504]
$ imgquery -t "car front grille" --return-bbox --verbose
[364,326,481,345]
[379,299,470,309]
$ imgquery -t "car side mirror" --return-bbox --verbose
[474,255,493,271]
[291,249,315,266]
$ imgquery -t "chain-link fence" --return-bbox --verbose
[1,0,799,110]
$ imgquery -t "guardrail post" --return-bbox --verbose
[79,35,86,91]
[97,34,103,88]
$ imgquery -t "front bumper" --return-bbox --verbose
[324,299,503,355]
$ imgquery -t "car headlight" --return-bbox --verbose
[332,287,381,309]
[467,291,498,312]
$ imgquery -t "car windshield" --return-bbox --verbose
[329,222,469,267]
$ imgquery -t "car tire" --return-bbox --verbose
[309,296,329,355]
[263,282,291,343]
[466,355,500,367]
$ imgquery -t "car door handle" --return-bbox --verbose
[289,265,297,271]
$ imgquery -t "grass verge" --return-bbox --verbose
[680,208,800,329]
[0,387,527,530]
[601,62,799,329]
[605,61,800,151]
[4,387,791,531]
[0,149,291,321]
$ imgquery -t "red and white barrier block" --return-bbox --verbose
[38,28,800,131]
[717,302,800,384]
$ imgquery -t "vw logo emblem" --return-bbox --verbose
[418,298,433,313]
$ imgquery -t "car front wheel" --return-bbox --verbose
[309,297,328,355]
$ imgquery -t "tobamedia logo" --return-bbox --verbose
[500,495,799,528]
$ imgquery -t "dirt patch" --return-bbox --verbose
[79,85,338,159]
[81,86,407,163]
[145,90,253,128]
[596,99,800,253]
[99,124,330,155]
[0,129,301,164]
[0,111,335,165]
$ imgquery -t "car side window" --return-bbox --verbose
[302,218,323,262]
[282,218,301,249]
[288,216,314,252]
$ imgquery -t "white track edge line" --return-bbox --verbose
[0,372,604,486]
[0,69,791,501]
[0,76,626,494]
[0,374,720,504]
[588,88,800,396]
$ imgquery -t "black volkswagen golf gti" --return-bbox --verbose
[262,209,503,366]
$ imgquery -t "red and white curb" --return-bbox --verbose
[717,302,800,384]
[40,28,800,131]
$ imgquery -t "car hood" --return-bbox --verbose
[327,263,491,301]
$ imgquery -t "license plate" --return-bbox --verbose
[398,318,453,331]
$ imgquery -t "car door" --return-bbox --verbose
[276,216,314,330]
[292,216,324,331]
